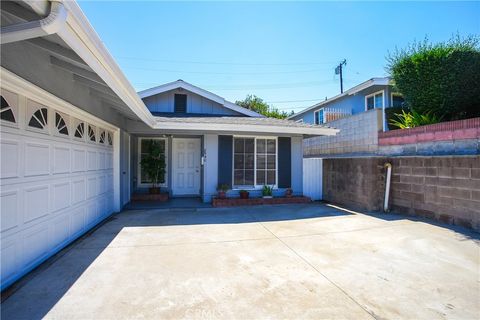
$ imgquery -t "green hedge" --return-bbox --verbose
[387,35,480,121]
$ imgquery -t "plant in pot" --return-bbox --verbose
[239,190,249,199]
[217,183,229,199]
[262,185,273,199]
[140,140,166,194]
[285,187,293,198]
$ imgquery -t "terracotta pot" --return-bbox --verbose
[218,191,226,199]
[285,189,293,198]
[149,187,161,194]
[239,191,249,199]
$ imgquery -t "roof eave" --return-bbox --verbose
[55,0,156,127]
[153,120,338,136]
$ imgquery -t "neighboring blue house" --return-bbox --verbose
[288,77,404,131]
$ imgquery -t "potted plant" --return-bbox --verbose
[239,190,249,199]
[262,185,273,199]
[139,140,166,194]
[217,183,229,199]
[285,187,293,198]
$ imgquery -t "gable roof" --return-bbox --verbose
[138,80,263,118]
[288,77,391,120]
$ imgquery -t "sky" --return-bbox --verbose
[78,1,479,114]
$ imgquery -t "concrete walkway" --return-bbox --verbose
[1,203,479,319]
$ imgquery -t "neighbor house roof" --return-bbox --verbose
[152,116,338,136]
[288,77,391,120]
[138,79,263,118]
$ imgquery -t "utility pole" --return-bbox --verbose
[335,59,347,93]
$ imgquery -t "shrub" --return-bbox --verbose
[139,140,166,189]
[389,109,442,129]
[387,34,480,121]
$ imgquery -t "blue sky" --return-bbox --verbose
[78,1,479,113]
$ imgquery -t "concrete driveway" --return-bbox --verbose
[1,203,479,319]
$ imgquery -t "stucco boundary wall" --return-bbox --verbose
[322,156,480,231]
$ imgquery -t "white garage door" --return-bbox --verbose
[1,84,117,289]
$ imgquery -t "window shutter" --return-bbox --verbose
[277,137,291,188]
[218,135,233,188]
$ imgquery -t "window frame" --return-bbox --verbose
[25,99,49,134]
[232,135,278,190]
[174,93,187,114]
[0,90,19,128]
[365,90,385,111]
[391,92,405,108]
[314,108,325,124]
[53,111,70,138]
[137,137,169,188]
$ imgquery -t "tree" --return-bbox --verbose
[235,95,293,119]
[387,34,480,121]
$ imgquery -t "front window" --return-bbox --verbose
[139,138,167,185]
[366,91,384,110]
[233,137,277,188]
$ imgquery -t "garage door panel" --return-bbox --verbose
[1,139,20,179]
[51,213,71,251]
[1,236,19,283]
[72,178,86,205]
[53,146,71,174]
[22,225,50,268]
[52,182,70,212]
[24,142,50,177]
[87,151,97,171]
[1,190,20,233]
[1,85,117,290]
[24,185,50,223]
[73,149,86,172]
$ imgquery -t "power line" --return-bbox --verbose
[124,65,333,75]
[265,98,323,104]
[116,56,338,66]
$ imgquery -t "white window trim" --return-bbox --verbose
[390,92,404,108]
[365,90,385,111]
[137,137,168,188]
[232,135,278,191]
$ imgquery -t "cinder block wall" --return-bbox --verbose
[323,156,480,231]
[304,109,383,157]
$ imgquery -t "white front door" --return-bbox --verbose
[172,138,201,195]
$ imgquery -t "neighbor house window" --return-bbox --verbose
[174,94,187,113]
[391,93,405,107]
[233,137,277,188]
[365,91,384,110]
[139,138,167,186]
[314,109,324,124]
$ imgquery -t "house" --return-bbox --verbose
[0,0,338,289]
[288,77,405,131]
